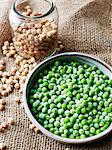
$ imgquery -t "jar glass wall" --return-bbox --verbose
[9,0,59,60]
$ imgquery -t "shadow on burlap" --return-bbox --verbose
[0,0,112,150]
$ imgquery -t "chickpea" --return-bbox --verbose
[15,97,21,103]
[33,62,37,68]
[6,86,12,93]
[0,71,3,77]
[4,41,9,46]
[1,90,7,96]
[0,126,5,132]
[14,83,20,89]
[10,46,15,50]
[25,5,31,10]
[22,12,27,16]
[29,124,35,130]
[0,59,5,65]
[8,79,14,85]
[59,44,64,49]
[11,67,17,75]
[6,53,12,58]
[3,50,8,55]
[2,45,8,50]
[0,143,6,149]
[16,71,20,76]
[2,72,9,78]
[1,78,6,83]
[1,122,8,129]
[34,127,40,133]
[3,84,7,89]
[10,50,16,55]
[0,105,5,111]
[14,76,19,80]
[0,99,6,105]
[20,102,24,108]
[26,9,32,15]
[0,64,5,71]
[7,117,15,125]
[19,88,23,94]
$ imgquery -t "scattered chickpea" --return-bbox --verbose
[0,126,5,132]
[10,67,17,75]
[14,76,19,80]
[34,127,40,133]
[0,84,3,91]
[6,86,12,93]
[1,91,7,96]
[6,78,14,85]
[2,45,8,50]
[2,50,8,56]
[56,47,61,52]
[0,59,5,65]
[0,99,6,111]
[7,117,15,125]
[0,99,6,105]
[15,97,21,103]
[21,72,27,76]
[19,89,23,94]
[14,83,20,89]
[0,64,5,71]
[0,143,6,150]
[7,53,13,58]
[0,105,5,111]
[0,71,3,77]
[1,78,6,83]
[59,44,64,49]
[20,102,24,108]
[2,72,8,78]
[32,62,37,68]
[20,99,23,103]
[30,57,35,63]
[0,122,8,129]
[29,124,35,130]
[4,41,9,47]
[10,50,16,55]
[13,80,18,84]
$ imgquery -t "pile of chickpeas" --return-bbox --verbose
[12,5,58,59]
[1,40,63,98]
[1,40,38,97]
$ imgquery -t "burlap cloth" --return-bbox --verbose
[0,0,112,149]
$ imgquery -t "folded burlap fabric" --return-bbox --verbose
[0,0,112,149]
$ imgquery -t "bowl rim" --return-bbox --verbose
[23,52,112,144]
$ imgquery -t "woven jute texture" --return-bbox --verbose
[0,0,112,150]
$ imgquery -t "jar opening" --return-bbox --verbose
[13,0,55,19]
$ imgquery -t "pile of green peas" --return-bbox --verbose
[28,60,112,139]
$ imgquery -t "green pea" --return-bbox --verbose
[29,60,112,139]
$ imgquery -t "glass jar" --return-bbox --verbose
[9,0,58,60]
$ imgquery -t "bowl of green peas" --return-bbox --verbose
[23,52,112,144]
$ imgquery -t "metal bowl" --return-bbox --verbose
[23,52,112,144]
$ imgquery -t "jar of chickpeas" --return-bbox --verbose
[9,0,58,60]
